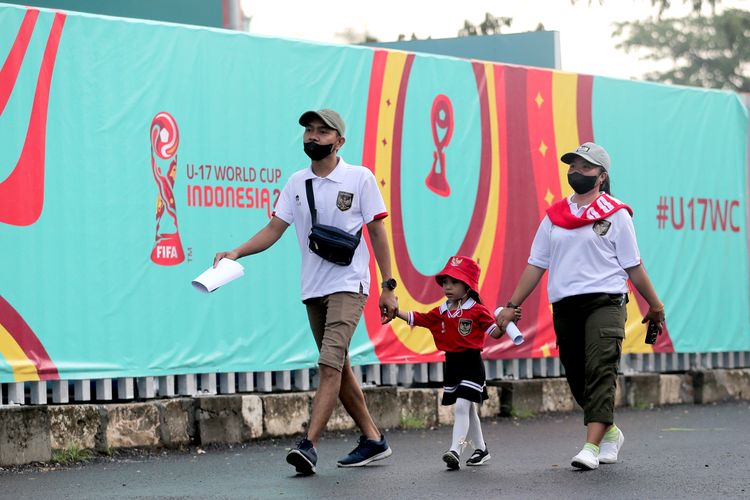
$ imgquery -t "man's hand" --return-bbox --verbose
[379,289,398,324]
[213,249,240,268]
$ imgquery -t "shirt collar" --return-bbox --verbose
[439,297,477,314]
[567,195,589,216]
[303,156,347,183]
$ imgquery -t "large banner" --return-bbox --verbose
[1,4,748,383]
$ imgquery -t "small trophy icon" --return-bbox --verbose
[425,94,454,197]
[150,112,185,265]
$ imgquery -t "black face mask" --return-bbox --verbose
[567,172,599,194]
[304,141,335,161]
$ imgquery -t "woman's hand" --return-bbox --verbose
[513,306,522,323]
[495,307,517,331]
[641,303,665,332]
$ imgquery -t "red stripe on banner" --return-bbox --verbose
[479,64,507,310]
[0,9,38,115]
[362,50,387,173]
[523,69,560,357]
[221,0,229,28]
[0,296,59,380]
[464,62,493,257]
[491,66,540,358]
[0,12,66,227]
[576,74,594,143]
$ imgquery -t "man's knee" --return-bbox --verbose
[319,362,343,378]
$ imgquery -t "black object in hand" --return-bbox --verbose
[645,320,659,344]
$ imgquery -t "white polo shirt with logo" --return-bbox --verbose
[528,195,641,304]
[273,157,388,301]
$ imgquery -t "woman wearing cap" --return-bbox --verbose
[395,256,521,470]
[495,142,665,470]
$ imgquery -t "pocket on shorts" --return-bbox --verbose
[600,327,624,339]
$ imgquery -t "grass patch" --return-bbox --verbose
[400,416,427,429]
[510,408,536,419]
[51,446,93,465]
[632,401,654,410]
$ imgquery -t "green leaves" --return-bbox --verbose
[615,8,750,91]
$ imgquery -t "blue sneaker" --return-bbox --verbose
[337,434,392,467]
[286,437,317,475]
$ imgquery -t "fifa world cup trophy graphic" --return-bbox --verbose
[425,94,454,197]
[150,112,185,265]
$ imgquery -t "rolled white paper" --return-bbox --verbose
[192,258,245,293]
[493,306,525,345]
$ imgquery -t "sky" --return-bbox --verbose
[240,0,749,81]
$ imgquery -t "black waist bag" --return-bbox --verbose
[306,179,361,266]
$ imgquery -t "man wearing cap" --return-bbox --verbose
[495,142,665,471]
[213,109,397,475]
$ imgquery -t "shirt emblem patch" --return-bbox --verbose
[458,318,473,336]
[336,191,354,211]
[592,220,611,236]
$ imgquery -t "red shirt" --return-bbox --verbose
[406,298,498,352]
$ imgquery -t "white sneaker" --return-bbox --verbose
[599,428,625,464]
[571,446,599,470]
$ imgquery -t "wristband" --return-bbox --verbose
[506,301,520,309]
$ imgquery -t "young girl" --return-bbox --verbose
[396,255,521,470]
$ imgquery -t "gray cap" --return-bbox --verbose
[298,108,345,137]
[561,142,611,171]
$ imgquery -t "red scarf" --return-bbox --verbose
[547,193,633,229]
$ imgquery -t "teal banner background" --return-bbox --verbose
[0,4,748,383]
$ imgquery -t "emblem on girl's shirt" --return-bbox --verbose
[458,318,473,336]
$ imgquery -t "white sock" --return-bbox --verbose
[467,402,486,451]
[451,398,472,453]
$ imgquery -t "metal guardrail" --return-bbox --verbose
[1,352,748,406]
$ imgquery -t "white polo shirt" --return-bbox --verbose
[273,157,387,301]
[528,195,641,303]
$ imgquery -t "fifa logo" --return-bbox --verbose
[150,112,185,265]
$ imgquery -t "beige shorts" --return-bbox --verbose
[304,291,367,371]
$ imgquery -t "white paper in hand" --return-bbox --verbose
[494,306,525,345]
[192,258,244,293]
[504,321,524,345]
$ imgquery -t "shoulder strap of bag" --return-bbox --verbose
[305,178,317,225]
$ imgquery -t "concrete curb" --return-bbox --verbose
[1,369,748,466]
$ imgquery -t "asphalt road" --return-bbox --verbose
[1,402,748,499]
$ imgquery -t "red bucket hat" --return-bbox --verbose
[435,255,480,292]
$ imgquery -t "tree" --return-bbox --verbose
[458,12,513,37]
[571,0,718,17]
[336,28,379,44]
[614,8,750,91]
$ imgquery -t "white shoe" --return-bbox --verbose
[571,446,599,470]
[599,428,624,464]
